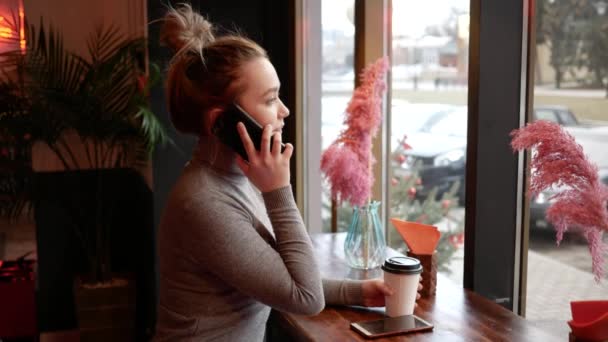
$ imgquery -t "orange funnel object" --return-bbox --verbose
[390,218,441,255]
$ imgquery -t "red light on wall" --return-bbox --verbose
[0,0,25,53]
[18,0,24,53]
[0,16,11,38]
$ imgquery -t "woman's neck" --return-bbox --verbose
[193,135,243,175]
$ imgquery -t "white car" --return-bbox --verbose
[321,96,457,150]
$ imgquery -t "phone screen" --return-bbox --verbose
[350,315,433,338]
[211,103,285,162]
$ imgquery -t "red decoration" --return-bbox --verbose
[442,200,451,209]
[415,178,422,186]
[391,177,399,186]
[395,154,406,164]
[408,187,416,198]
[448,232,465,248]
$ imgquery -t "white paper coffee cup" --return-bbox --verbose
[382,256,422,317]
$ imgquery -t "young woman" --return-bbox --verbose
[155,5,419,341]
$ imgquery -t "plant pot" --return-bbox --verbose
[33,169,157,339]
[74,275,136,342]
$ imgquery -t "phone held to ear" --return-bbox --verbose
[212,103,285,162]
[350,315,433,339]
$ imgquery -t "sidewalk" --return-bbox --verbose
[442,246,608,322]
[526,249,608,321]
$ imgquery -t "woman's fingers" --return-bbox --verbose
[379,282,394,296]
[260,124,273,158]
[283,143,294,159]
[272,132,282,155]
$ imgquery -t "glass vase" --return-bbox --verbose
[344,201,386,269]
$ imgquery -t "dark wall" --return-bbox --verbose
[148,0,296,230]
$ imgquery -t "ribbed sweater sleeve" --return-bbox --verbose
[182,185,325,316]
[262,188,365,308]
[322,279,364,306]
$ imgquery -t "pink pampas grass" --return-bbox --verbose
[511,120,608,281]
[321,57,389,207]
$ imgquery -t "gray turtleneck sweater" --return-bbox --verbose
[154,137,364,342]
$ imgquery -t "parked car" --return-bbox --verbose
[530,169,608,232]
[532,105,579,127]
[397,105,604,214]
[392,106,467,202]
[321,96,455,150]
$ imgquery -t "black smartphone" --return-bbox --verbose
[350,315,433,339]
[211,103,285,162]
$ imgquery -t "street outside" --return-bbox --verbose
[529,229,598,275]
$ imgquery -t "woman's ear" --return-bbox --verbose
[204,107,224,136]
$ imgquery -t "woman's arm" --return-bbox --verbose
[323,278,422,308]
[183,186,324,316]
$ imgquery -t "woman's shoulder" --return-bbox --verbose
[166,165,253,223]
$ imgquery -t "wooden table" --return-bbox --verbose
[268,233,565,341]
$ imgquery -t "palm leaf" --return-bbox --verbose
[1,18,169,221]
[136,105,170,155]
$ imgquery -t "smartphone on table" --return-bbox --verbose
[212,103,285,162]
[350,314,433,339]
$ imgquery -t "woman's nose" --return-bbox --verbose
[279,99,290,118]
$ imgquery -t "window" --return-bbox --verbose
[525,0,608,323]
[388,0,470,287]
[319,0,355,233]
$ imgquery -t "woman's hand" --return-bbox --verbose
[361,278,423,308]
[235,123,294,193]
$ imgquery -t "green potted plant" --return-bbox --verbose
[0,14,167,339]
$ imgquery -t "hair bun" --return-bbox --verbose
[160,3,215,59]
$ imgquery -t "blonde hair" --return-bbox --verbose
[160,4,267,136]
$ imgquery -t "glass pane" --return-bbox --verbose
[320,0,355,233]
[526,0,608,327]
[388,0,470,286]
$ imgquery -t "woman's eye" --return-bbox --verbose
[266,97,278,105]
